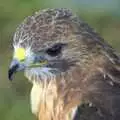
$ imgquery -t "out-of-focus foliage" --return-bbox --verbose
[0,0,120,120]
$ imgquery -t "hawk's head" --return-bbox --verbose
[9,8,99,83]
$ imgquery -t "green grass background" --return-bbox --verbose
[0,0,120,119]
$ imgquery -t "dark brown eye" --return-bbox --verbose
[46,43,66,57]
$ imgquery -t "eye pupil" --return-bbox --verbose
[46,43,66,56]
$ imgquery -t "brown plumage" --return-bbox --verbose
[9,8,120,120]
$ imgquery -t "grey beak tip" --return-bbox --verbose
[8,64,19,81]
[8,69,13,81]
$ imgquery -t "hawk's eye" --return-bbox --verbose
[46,43,66,57]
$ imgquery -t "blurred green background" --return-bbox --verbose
[0,0,120,120]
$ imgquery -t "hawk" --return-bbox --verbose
[8,8,120,120]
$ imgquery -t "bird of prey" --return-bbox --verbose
[8,8,120,120]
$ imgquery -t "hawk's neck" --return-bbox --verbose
[30,81,78,120]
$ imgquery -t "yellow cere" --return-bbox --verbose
[14,48,26,61]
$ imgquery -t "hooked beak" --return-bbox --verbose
[8,56,48,80]
[8,59,25,80]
